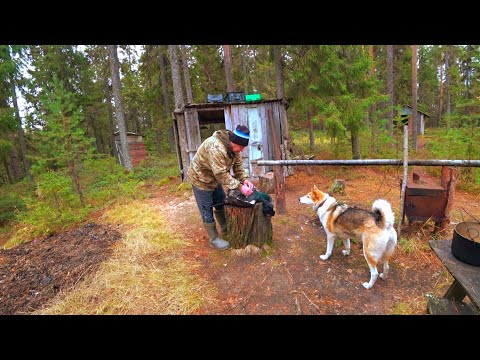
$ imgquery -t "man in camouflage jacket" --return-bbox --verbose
[188,125,254,250]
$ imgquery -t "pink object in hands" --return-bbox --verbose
[241,184,253,196]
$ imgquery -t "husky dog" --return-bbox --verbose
[299,186,397,289]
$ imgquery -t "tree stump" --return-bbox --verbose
[224,203,273,249]
[329,179,346,195]
[258,172,275,194]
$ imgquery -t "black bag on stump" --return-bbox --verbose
[225,189,275,216]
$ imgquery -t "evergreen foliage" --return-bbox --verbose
[1,44,480,245]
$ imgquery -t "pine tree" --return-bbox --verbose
[34,76,95,206]
[289,45,383,159]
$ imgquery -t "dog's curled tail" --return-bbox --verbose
[372,199,395,229]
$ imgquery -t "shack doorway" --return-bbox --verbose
[198,108,225,142]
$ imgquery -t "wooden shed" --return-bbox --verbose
[399,105,431,135]
[173,99,289,181]
[113,131,147,167]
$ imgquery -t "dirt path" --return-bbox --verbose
[2,165,477,314]
[150,166,472,315]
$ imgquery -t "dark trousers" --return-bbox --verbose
[192,183,225,224]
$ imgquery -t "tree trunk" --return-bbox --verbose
[369,102,377,154]
[268,109,286,214]
[435,166,457,233]
[11,90,32,181]
[159,46,174,152]
[273,45,284,99]
[241,45,249,94]
[168,45,184,111]
[109,45,132,171]
[3,159,13,184]
[132,108,140,134]
[88,113,100,153]
[223,45,235,92]
[159,47,171,117]
[6,46,32,180]
[307,108,314,151]
[411,45,418,151]
[224,203,272,249]
[69,160,85,207]
[386,45,394,135]
[367,45,374,131]
[438,52,444,128]
[8,133,22,180]
[103,75,117,159]
[155,129,162,155]
[351,129,361,159]
[445,47,451,116]
[180,45,193,104]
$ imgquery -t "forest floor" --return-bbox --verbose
[2,161,479,315]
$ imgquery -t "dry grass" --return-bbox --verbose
[391,296,428,315]
[431,269,454,294]
[390,269,453,315]
[398,222,436,256]
[36,201,216,315]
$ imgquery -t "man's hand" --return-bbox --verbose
[243,180,254,191]
[241,181,254,196]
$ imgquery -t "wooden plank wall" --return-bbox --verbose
[274,101,287,140]
[278,101,288,138]
[244,104,267,176]
[224,105,234,131]
[257,103,271,173]
[224,104,250,169]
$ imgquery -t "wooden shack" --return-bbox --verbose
[399,105,431,135]
[173,99,289,181]
[113,131,147,167]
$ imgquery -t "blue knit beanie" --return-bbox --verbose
[229,125,250,146]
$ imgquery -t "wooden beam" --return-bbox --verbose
[268,108,286,214]
[398,126,409,235]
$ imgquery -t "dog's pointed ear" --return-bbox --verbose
[313,185,318,190]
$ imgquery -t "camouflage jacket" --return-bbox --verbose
[187,129,248,191]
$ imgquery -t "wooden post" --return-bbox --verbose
[398,125,409,237]
[258,172,275,194]
[283,137,294,176]
[435,166,457,232]
[268,108,286,214]
[224,203,273,249]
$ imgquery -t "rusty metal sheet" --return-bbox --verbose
[406,187,446,197]
[405,176,447,221]
[406,177,445,197]
[405,195,447,221]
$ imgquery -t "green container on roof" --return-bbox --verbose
[245,93,261,102]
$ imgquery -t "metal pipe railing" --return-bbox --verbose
[252,159,480,167]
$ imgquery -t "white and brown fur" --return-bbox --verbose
[299,186,397,289]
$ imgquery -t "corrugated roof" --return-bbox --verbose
[182,98,284,110]
[401,105,431,117]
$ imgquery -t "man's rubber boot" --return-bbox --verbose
[204,222,230,251]
[215,209,228,235]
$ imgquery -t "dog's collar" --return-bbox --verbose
[314,195,330,212]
